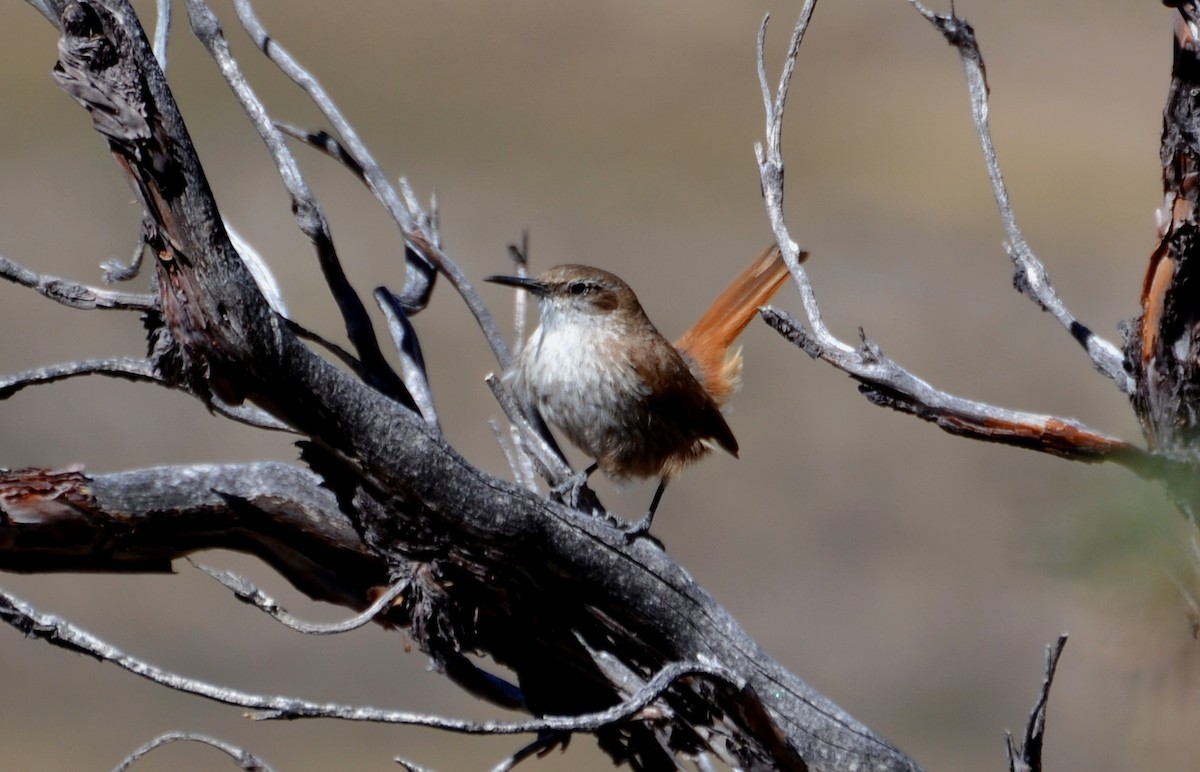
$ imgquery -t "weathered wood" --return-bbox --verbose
[1129,13,1200,463]
[0,3,923,770]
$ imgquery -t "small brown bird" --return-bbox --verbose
[486,245,797,536]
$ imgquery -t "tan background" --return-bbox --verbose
[1,1,1196,770]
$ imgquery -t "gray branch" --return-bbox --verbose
[753,4,1158,476]
[113,732,274,772]
[907,2,1131,393]
[227,0,514,373]
[1,2,930,769]
[1005,636,1067,772]
[0,254,156,310]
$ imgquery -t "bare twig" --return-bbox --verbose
[488,733,568,772]
[230,0,513,371]
[0,357,292,433]
[182,0,411,408]
[506,233,531,358]
[490,418,537,492]
[26,0,62,25]
[195,564,407,636]
[754,3,1146,469]
[100,221,149,282]
[761,310,1168,471]
[150,0,169,70]
[0,357,161,399]
[907,1,1132,393]
[113,731,273,772]
[281,122,513,366]
[224,220,288,316]
[393,756,438,772]
[484,374,605,517]
[1005,636,1067,772]
[376,287,440,433]
[0,254,155,310]
[282,318,366,379]
[485,374,574,485]
[0,587,739,736]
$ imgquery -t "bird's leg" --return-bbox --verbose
[550,462,598,509]
[623,477,669,544]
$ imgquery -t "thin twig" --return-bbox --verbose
[101,222,149,283]
[756,4,850,352]
[376,287,440,433]
[225,219,288,316]
[194,564,407,635]
[762,309,1164,469]
[506,233,531,359]
[231,0,513,370]
[26,0,61,25]
[0,358,162,399]
[0,254,155,311]
[1005,635,1067,772]
[113,731,273,772]
[0,588,736,735]
[485,374,585,502]
[393,756,438,772]
[754,3,1146,468]
[183,0,411,408]
[490,418,536,492]
[0,356,293,433]
[907,1,1132,393]
[507,425,539,492]
[489,733,568,772]
[283,318,366,379]
[151,0,170,72]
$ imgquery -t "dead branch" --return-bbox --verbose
[113,732,274,772]
[758,3,1200,514]
[1005,636,1067,772]
[0,253,155,311]
[0,2,920,770]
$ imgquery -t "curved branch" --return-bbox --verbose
[0,463,381,608]
[114,732,273,772]
[907,1,1132,393]
[755,3,1149,473]
[761,309,1173,479]
[0,254,155,311]
[0,357,161,398]
[0,357,293,433]
[196,567,408,635]
[232,3,513,370]
[0,590,749,740]
[23,3,923,769]
[181,0,412,408]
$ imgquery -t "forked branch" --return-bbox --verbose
[1,2,923,769]
[755,2,1197,497]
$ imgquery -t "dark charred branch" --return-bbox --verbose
[0,2,922,771]
[1128,10,1200,462]
[1005,636,1067,772]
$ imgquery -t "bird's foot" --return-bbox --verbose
[621,513,665,550]
[549,467,591,508]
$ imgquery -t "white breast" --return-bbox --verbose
[512,305,647,460]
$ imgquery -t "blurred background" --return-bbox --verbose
[1,1,1196,769]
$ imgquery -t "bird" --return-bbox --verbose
[486,244,798,537]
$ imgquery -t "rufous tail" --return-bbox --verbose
[674,244,802,405]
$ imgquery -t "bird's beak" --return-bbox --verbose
[484,274,548,296]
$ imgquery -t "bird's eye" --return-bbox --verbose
[568,281,588,296]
